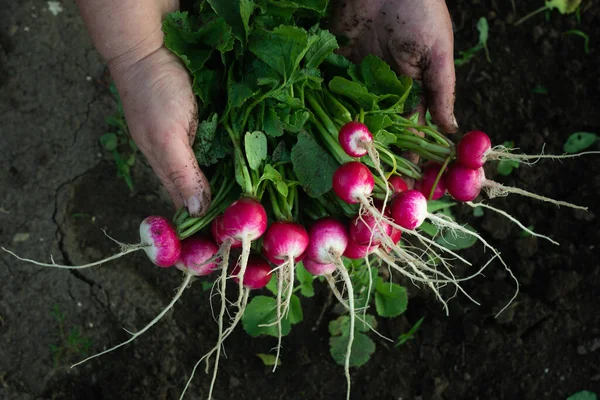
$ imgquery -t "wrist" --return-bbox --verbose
[76,0,179,74]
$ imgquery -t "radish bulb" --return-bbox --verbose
[3,216,181,269]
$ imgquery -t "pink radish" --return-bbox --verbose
[456,129,597,167]
[231,255,272,289]
[306,217,349,264]
[261,221,309,368]
[445,163,586,210]
[338,122,392,202]
[415,163,447,200]
[456,130,492,169]
[445,163,485,202]
[262,222,309,263]
[332,162,374,205]
[343,238,378,260]
[3,215,181,269]
[388,175,409,194]
[200,254,272,400]
[349,214,392,246]
[338,121,372,157]
[219,198,267,247]
[390,190,428,230]
[303,258,337,275]
[175,236,219,276]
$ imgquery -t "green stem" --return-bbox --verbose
[306,91,338,137]
[394,140,447,163]
[268,184,286,222]
[224,121,253,195]
[514,5,548,26]
[395,133,452,155]
[428,156,452,201]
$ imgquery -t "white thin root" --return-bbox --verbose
[2,244,145,269]
[466,201,559,245]
[483,180,587,211]
[71,272,193,368]
[335,262,355,400]
[426,213,520,317]
[324,274,391,342]
[486,145,600,166]
[206,257,230,400]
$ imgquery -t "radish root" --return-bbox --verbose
[466,201,559,245]
[71,271,193,368]
[482,180,587,211]
[2,244,146,269]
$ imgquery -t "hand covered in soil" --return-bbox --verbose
[332,0,458,133]
[76,0,211,217]
[109,47,211,216]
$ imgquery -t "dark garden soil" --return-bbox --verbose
[1,0,599,399]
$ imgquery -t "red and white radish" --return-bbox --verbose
[456,129,599,168]
[3,216,181,269]
[261,221,309,369]
[414,163,447,200]
[303,258,336,276]
[349,214,393,247]
[305,217,349,264]
[203,255,272,400]
[175,236,219,276]
[445,162,587,209]
[388,175,409,194]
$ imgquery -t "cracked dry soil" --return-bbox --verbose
[1,0,600,399]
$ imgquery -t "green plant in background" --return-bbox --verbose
[564,30,591,54]
[49,305,92,366]
[496,141,520,176]
[455,17,491,67]
[100,84,138,191]
[396,316,425,347]
[514,0,582,26]
[564,132,598,153]
[567,391,597,400]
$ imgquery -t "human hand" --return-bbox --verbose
[331,0,458,133]
[109,46,211,217]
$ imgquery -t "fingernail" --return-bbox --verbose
[451,114,459,130]
[186,196,202,216]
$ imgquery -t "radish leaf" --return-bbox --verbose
[564,132,597,153]
[291,132,339,198]
[374,279,408,318]
[245,131,268,170]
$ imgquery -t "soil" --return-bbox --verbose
[1,0,599,399]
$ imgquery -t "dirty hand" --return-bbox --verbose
[331,0,458,133]
[109,47,211,216]
[76,0,210,217]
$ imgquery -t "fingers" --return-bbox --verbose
[147,133,212,217]
[422,44,458,134]
[421,2,458,134]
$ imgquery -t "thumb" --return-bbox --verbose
[423,44,458,134]
[149,135,211,217]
